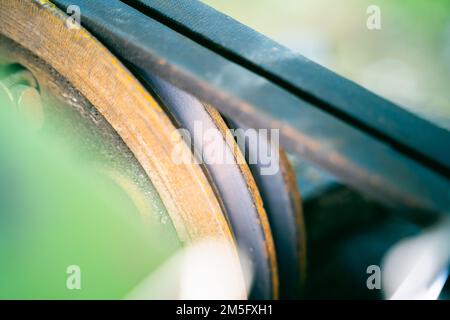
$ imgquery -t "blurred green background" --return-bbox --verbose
[202,0,450,129]
[0,88,180,299]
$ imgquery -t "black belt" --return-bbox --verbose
[52,0,450,217]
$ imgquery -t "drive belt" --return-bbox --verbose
[51,0,450,217]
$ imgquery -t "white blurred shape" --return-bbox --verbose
[126,238,251,300]
[383,219,450,300]
[423,270,449,300]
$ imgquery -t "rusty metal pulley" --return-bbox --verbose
[0,0,306,299]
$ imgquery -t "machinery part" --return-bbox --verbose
[228,117,307,299]
[123,0,450,175]
[0,1,306,298]
[0,38,180,248]
[50,0,450,217]
[252,150,306,299]
[0,0,242,280]
[141,74,278,299]
[1,0,448,302]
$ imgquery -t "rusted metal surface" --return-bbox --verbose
[51,0,450,216]
[2,0,448,300]
[142,73,278,299]
[0,35,180,248]
[279,151,307,295]
[206,105,279,300]
[0,0,242,277]
[228,116,307,299]
[123,0,450,177]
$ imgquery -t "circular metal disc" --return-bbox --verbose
[227,118,307,299]
[0,0,243,292]
[141,74,279,299]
